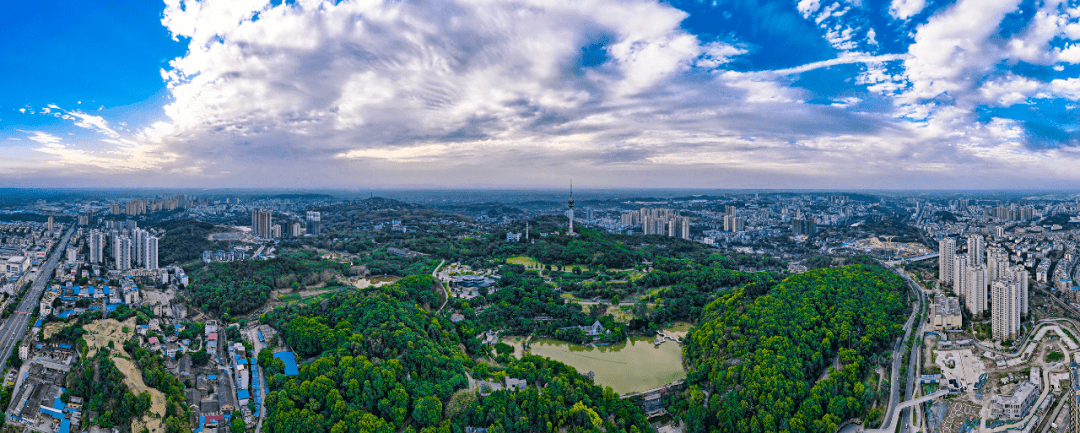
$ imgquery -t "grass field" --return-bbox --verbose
[506,255,594,272]
[506,256,543,269]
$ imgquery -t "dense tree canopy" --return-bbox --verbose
[185,250,351,315]
[66,350,152,429]
[683,265,909,433]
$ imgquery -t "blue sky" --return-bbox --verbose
[2,0,1080,189]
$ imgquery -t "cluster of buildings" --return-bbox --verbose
[202,248,251,263]
[940,234,1030,340]
[990,371,1041,421]
[618,208,691,239]
[87,220,159,271]
[251,209,324,239]
[5,348,81,433]
[107,195,208,216]
[0,220,63,294]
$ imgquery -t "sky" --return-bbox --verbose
[2,0,1080,189]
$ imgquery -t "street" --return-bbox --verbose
[0,225,73,369]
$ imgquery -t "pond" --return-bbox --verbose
[507,336,686,395]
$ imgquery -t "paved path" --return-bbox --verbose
[0,225,73,368]
[433,260,448,313]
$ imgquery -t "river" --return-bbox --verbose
[507,336,686,395]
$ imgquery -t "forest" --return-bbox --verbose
[65,350,152,429]
[682,264,909,433]
[184,250,351,316]
[153,218,230,265]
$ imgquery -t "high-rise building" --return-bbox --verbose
[252,209,274,238]
[666,217,691,240]
[792,218,816,236]
[967,235,984,266]
[47,216,54,232]
[1013,266,1029,316]
[110,203,121,215]
[66,247,77,263]
[967,266,987,316]
[145,236,158,269]
[940,238,956,286]
[724,215,745,233]
[988,248,1008,281]
[125,200,146,216]
[992,279,1021,341]
[306,211,322,236]
[90,230,105,264]
[114,235,131,271]
[290,221,302,237]
[134,228,147,266]
[953,254,968,297]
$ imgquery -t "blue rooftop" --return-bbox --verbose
[58,419,71,433]
[237,389,250,400]
[273,352,299,376]
[33,319,42,327]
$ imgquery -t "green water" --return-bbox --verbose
[508,336,685,394]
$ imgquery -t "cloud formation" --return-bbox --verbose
[5,0,1080,188]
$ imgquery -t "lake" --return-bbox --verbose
[507,336,686,395]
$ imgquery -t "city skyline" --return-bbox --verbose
[3,0,1080,189]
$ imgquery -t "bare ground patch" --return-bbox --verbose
[82,318,167,433]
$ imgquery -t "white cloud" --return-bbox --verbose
[889,0,926,20]
[902,0,1023,102]
[696,42,746,69]
[1059,44,1080,63]
[1050,77,1080,99]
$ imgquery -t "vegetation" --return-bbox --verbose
[683,264,909,433]
[263,278,471,433]
[123,339,192,433]
[66,350,152,428]
[154,218,230,266]
[261,275,653,432]
[185,250,352,316]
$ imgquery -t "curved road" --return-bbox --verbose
[0,225,73,368]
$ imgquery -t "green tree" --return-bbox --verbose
[412,395,442,427]
[230,410,246,433]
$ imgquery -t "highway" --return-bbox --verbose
[0,225,73,368]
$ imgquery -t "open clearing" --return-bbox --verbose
[41,322,66,339]
[83,318,167,433]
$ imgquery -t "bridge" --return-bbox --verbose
[861,389,949,433]
[895,252,938,264]
[620,380,685,400]
[621,380,687,418]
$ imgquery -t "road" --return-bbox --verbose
[0,225,74,368]
[433,260,448,313]
[893,265,928,433]
[873,262,927,433]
